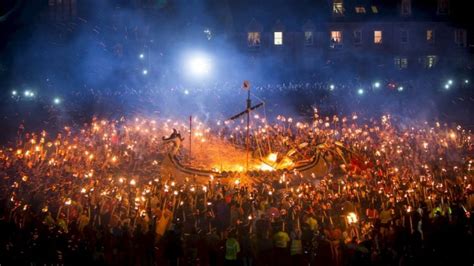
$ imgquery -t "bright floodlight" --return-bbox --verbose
[186,53,211,77]
[139,53,144,59]
[357,88,364,95]
[444,84,450,90]
[374,82,380,88]
[465,79,469,84]
[184,89,189,95]
[448,80,453,85]
[53,98,61,105]
[12,90,17,96]
[142,69,148,75]
[24,90,34,97]
[397,86,404,92]
[329,84,335,90]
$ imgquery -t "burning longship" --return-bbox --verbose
[161,81,354,179]
[162,128,350,178]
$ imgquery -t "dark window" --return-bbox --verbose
[437,0,449,14]
[395,57,408,69]
[353,30,362,45]
[304,31,314,46]
[401,30,409,44]
[454,29,467,47]
[401,0,411,15]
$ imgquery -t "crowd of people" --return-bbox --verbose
[0,111,472,265]
[2,4,473,265]
[2,77,472,142]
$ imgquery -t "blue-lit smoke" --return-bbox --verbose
[0,0,473,140]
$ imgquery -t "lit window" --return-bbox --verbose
[333,0,344,15]
[274,32,283,45]
[437,0,449,14]
[426,30,435,44]
[374,31,382,44]
[401,0,411,16]
[331,31,343,46]
[423,55,438,68]
[304,31,314,46]
[355,6,366,13]
[371,6,378,13]
[400,29,409,44]
[353,30,362,45]
[395,57,408,69]
[248,32,261,47]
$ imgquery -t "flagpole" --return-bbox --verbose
[246,88,251,172]
[226,80,259,172]
[189,115,192,162]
